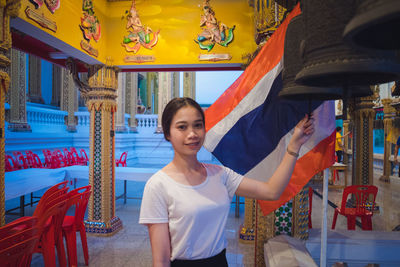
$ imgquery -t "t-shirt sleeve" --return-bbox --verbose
[223,166,244,200]
[139,176,169,225]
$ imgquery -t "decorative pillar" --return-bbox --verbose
[85,63,122,235]
[67,58,123,235]
[343,119,350,164]
[292,187,309,240]
[380,99,396,182]
[172,72,180,98]
[255,204,275,267]
[156,72,173,133]
[1,0,22,227]
[183,72,196,99]
[60,68,78,132]
[352,96,375,186]
[51,64,62,107]
[126,72,138,132]
[239,198,256,244]
[78,72,88,108]
[146,72,155,113]
[27,55,44,104]
[254,188,310,266]
[115,72,127,133]
[7,48,31,132]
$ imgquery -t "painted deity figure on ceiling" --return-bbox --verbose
[122,0,160,53]
[80,0,101,42]
[195,0,235,52]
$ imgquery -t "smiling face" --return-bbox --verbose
[168,106,205,158]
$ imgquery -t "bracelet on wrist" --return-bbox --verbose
[287,147,299,158]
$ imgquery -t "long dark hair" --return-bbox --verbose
[161,97,205,141]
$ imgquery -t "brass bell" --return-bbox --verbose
[343,0,400,50]
[295,0,400,88]
[279,14,343,100]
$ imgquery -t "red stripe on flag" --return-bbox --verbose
[257,130,336,216]
[205,4,301,132]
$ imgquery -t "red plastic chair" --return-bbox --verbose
[12,151,29,169]
[332,185,378,230]
[308,187,313,229]
[5,155,18,172]
[0,217,39,267]
[62,185,92,267]
[78,149,89,165]
[69,147,82,165]
[52,149,68,168]
[33,197,69,267]
[116,152,128,167]
[26,152,44,169]
[42,149,54,168]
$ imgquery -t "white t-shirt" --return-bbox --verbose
[139,163,244,261]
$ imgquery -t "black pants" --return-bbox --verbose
[336,150,343,163]
[171,249,228,267]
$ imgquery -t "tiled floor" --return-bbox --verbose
[7,164,400,266]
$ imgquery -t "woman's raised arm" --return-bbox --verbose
[235,114,315,200]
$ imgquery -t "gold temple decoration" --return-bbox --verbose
[254,0,287,45]
[0,0,22,227]
[292,187,309,240]
[352,95,375,186]
[25,6,57,32]
[239,198,256,244]
[380,98,396,183]
[255,203,275,267]
[66,58,122,235]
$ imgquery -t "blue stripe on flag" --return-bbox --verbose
[212,73,322,175]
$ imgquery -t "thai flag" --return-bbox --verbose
[203,5,336,216]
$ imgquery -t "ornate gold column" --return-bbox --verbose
[1,0,22,227]
[183,72,196,99]
[239,198,256,244]
[85,63,122,235]
[380,99,396,182]
[115,72,127,132]
[343,119,350,164]
[27,54,43,104]
[352,96,375,186]
[255,204,275,267]
[60,68,78,132]
[126,72,138,132]
[292,187,309,240]
[67,58,123,235]
[7,48,31,132]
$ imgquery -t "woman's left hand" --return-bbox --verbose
[289,114,315,151]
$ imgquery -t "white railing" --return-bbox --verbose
[26,105,67,125]
[75,111,90,126]
[135,114,158,129]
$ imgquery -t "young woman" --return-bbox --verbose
[139,97,315,267]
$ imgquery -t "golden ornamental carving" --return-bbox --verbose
[382,98,396,115]
[255,203,275,267]
[86,99,117,112]
[5,0,21,17]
